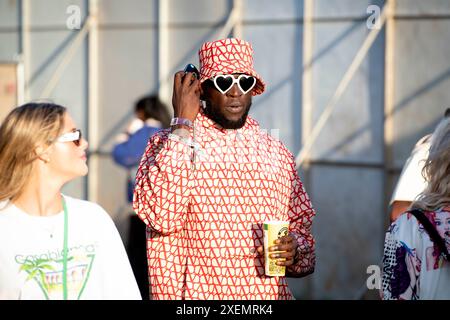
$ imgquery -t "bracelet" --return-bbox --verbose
[170,117,193,128]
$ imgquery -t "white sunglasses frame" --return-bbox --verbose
[212,74,256,95]
[56,129,82,146]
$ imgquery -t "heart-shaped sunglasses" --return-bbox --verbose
[212,74,256,95]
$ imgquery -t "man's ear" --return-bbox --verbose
[199,83,205,101]
[199,85,207,109]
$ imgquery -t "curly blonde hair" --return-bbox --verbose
[412,116,450,211]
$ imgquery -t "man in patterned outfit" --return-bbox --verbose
[133,38,315,299]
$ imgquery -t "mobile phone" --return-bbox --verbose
[184,63,200,79]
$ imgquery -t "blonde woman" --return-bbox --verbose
[382,115,450,299]
[0,103,141,300]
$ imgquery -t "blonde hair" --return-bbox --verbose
[412,116,450,211]
[0,103,66,201]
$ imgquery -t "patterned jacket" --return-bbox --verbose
[133,111,315,299]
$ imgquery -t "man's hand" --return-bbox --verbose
[256,233,298,267]
[172,71,201,123]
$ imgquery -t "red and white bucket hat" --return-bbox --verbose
[198,38,266,95]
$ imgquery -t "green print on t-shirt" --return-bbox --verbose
[16,244,96,300]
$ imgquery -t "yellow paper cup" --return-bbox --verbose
[263,220,290,276]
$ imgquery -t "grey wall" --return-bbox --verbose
[0,0,88,198]
[308,0,386,299]
[1,0,449,299]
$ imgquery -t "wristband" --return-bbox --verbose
[170,117,193,128]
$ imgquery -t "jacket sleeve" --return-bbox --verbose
[286,158,316,277]
[132,130,194,235]
[112,127,159,168]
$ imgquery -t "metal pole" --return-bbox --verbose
[300,0,315,299]
[232,0,243,38]
[383,0,396,226]
[16,61,25,105]
[15,0,24,105]
[22,0,30,101]
[157,0,170,108]
[39,15,92,99]
[88,0,99,202]
[295,4,388,169]
[302,0,314,156]
[217,6,239,40]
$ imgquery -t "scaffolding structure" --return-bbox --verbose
[2,0,449,299]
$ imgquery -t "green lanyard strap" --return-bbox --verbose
[62,196,69,300]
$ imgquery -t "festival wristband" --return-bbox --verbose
[170,117,193,128]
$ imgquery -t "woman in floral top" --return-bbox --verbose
[382,116,450,299]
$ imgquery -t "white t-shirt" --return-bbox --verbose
[390,135,431,204]
[0,195,141,300]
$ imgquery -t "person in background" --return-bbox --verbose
[382,115,450,299]
[112,95,170,300]
[0,102,141,300]
[389,108,450,222]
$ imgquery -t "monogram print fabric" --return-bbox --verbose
[133,112,315,299]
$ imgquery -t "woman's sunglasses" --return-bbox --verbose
[56,129,82,146]
[212,74,256,95]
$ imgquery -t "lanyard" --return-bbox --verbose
[61,196,68,300]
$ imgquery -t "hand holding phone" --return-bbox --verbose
[184,63,200,79]
[172,64,201,123]
[184,64,205,109]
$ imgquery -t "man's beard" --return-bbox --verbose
[204,101,252,129]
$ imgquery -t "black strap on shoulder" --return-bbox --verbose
[409,209,450,261]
